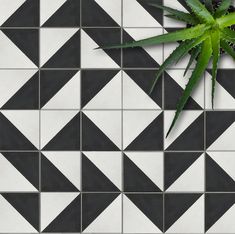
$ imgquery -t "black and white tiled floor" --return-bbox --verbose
[0,0,235,233]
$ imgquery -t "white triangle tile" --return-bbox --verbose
[167,154,204,192]
[0,195,37,233]
[43,71,80,109]
[123,0,162,27]
[40,0,67,25]
[166,195,204,233]
[81,29,119,68]
[124,28,163,65]
[0,31,36,68]
[95,0,121,25]
[0,70,36,107]
[165,111,203,149]
[205,71,235,109]
[125,152,163,190]
[84,110,121,149]
[208,122,235,150]
[0,0,25,25]
[123,110,161,149]
[208,152,235,181]
[0,153,37,192]
[123,72,160,109]
[123,195,162,233]
[2,110,39,148]
[83,194,121,233]
[40,28,78,66]
[41,192,78,231]
[83,151,122,190]
[167,69,204,108]
[43,151,81,190]
[41,110,78,148]
[207,204,235,233]
[84,71,121,109]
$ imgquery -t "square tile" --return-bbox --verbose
[0,0,39,27]
[82,0,121,27]
[40,70,80,109]
[81,28,121,68]
[0,29,39,68]
[206,111,235,150]
[123,69,162,109]
[123,0,163,27]
[0,193,39,233]
[0,110,39,150]
[124,152,163,192]
[123,110,163,150]
[40,0,80,27]
[40,110,80,151]
[82,110,122,151]
[82,193,122,233]
[81,69,121,109]
[123,28,163,68]
[165,110,204,151]
[0,70,39,109]
[123,193,163,233]
[40,28,80,68]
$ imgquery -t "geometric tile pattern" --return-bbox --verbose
[0,0,234,233]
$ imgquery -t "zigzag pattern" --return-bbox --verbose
[0,0,234,233]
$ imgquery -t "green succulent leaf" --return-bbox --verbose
[214,0,232,18]
[184,45,201,76]
[221,40,235,59]
[217,12,235,28]
[211,30,220,109]
[149,3,198,25]
[205,0,214,14]
[166,38,212,137]
[98,24,209,49]
[221,27,235,43]
[185,0,215,24]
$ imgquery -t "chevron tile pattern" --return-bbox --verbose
[0,0,235,233]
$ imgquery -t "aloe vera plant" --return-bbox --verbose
[99,0,235,137]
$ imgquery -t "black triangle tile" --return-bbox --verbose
[82,154,119,192]
[206,154,235,191]
[43,194,81,232]
[40,70,78,108]
[136,0,163,26]
[2,193,39,231]
[82,193,119,231]
[206,111,235,149]
[124,69,162,108]
[2,0,39,27]
[0,112,37,150]
[165,193,202,231]
[82,113,120,151]
[127,193,163,231]
[42,30,80,68]
[176,0,192,13]
[2,71,39,109]
[42,0,80,27]
[41,154,78,192]
[123,30,160,68]
[126,112,163,151]
[205,193,235,231]
[2,152,39,190]
[165,152,202,190]
[81,69,119,108]
[83,28,121,67]
[2,29,39,66]
[164,72,202,110]
[124,154,161,192]
[166,113,204,151]
[82,0,120,27]
[43,112,80,151]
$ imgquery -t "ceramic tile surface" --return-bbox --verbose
[0,0,235,233]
